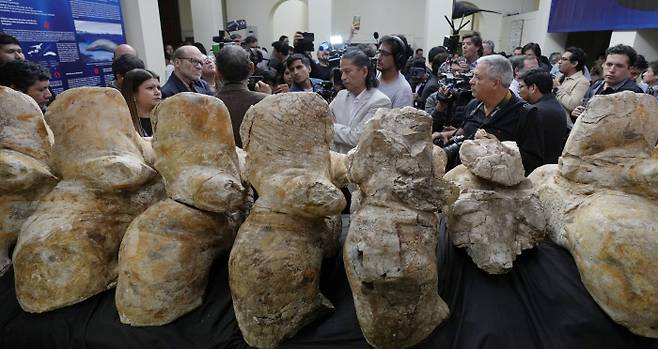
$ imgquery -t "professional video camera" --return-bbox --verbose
[436,72,472,105]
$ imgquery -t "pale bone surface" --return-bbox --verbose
[229,93,345,348]
[116,93,247,326]
[344,107,455,349]
[529,92,658,338]
[444,165,546,274]
[459,139,525,186]
[150,93,248,212]
[0,87,57,276]
[12,87,164,313]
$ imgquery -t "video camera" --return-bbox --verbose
[436,72,472,105]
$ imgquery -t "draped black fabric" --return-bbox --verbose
[1,219,657,349]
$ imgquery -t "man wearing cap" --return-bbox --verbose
[312,42,333,81]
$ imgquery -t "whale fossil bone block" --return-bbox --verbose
[12,87,164,313]
[116,93,247,326]
[229,93,345,348]
[530,92,658,338]
[0,87,57,276]
[344,107,454,349]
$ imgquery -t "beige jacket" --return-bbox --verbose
[556,70,590,114]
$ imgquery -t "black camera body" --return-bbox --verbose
[434,134,466,171]
[436,73,473,104]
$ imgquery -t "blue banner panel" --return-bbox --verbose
[0,0,126,94]
[548,0,658,33]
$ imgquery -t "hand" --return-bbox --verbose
[553,79,560,88]
[254,81,272,94]
[438,86,450,96]
[571,105,585,120]
[435,101,448,113]
[475,129,497,140]
[273,84,289,94]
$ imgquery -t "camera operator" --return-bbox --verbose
[293,31,323,80]
[425,60,471,133]
[330,49,391,154]
[314,42,333,81]
[432,55,544,175]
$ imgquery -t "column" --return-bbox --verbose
[307,0,332,44]
[424,0,453,52]
[190,0,224,51]
[537,0,566,55]
[120,0,166,79]
[610,29,658,61]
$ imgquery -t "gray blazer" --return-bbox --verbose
[329,88,391,154]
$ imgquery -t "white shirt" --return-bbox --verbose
[330,88,391,154]
[377,71,413,108]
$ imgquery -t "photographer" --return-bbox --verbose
[215,45,270,148]
[432,55,544,175]
[425,60,471,132]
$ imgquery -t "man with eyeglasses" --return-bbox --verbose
[162,45,214,99]
[554,47,590,126]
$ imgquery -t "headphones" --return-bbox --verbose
[381,35,408,70]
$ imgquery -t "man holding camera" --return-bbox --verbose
[215,45,270,148]
[376,35,414,108]
[433,55,544,175]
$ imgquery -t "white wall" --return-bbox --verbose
[120,0,166,78]
[191,0,225,49]
[611,29,658,62]
[178,0,194,40]
[331,0,426,49]
[226,0,279,44]
[272,0,308,45]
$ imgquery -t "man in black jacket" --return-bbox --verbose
[519,68,568,164]
[433,55,544,175]
[572,44,643,120]
[161,45,214,99]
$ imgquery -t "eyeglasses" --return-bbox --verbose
[178,57,203,66]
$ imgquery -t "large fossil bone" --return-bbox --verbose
[0,87,57,276]
[116,93,247,326]
[529,91,658,338]
[229,93,345,348]
[12,87,164,313]
[344,107,455,349]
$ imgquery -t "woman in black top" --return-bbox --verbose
[121,68,161,137]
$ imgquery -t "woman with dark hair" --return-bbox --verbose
[120,69,161,137]
[329,49,391,154]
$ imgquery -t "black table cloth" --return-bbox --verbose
[1,219,656,349]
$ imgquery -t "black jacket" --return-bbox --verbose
[461,92,544,175]
[583,78,643,101]
[162,72,214,99]
[533,94,568,164]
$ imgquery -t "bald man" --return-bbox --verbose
[161,45,213,98]
[113,44,137,60]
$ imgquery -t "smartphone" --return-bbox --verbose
[352,16,361,31]
[302,32,315,41]
[247,75,264,91]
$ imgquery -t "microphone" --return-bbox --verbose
[373,32,379,40]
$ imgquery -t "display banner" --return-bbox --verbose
[548,0,658,33]
[0,0,127,94]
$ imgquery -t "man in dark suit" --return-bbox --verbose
[161,45,214,99]
[571,44,643,120]
[518,68,568,164]
[215,45,271,148]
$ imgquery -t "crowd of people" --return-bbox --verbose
[2,29,657,175]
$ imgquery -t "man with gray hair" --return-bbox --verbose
[432,54,544,174]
